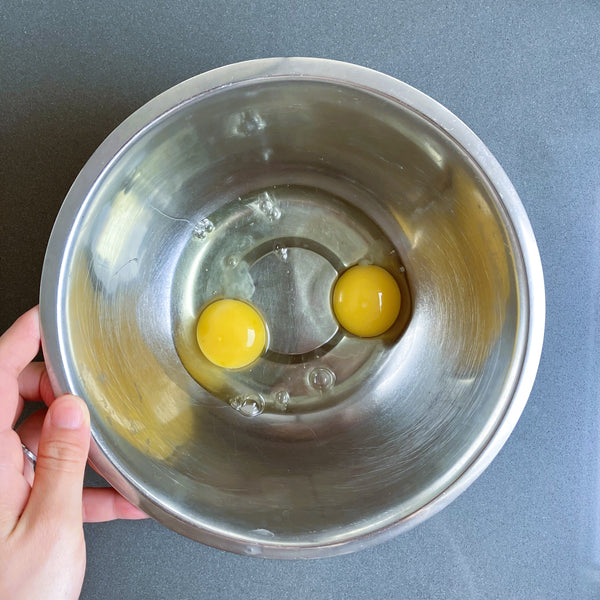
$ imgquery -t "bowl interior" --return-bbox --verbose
[55,75,523,551]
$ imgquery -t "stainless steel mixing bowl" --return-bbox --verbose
[40,58,545,558]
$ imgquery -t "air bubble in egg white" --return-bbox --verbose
[193,218,215,240]
[274,390,290,411]
[229,394,265,417]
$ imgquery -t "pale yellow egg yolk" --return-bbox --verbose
[332,265,401,337]
[196,299,267,369]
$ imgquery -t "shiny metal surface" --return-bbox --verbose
[39,58,545,558]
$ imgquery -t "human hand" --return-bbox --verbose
[0,307,147,600]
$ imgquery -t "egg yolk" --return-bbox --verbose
[196,299,267,369]
[332,265,401,337]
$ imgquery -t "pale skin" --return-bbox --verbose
[0,307,147,600]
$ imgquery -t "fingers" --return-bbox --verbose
[15,408,45,455]
[16,408,148,523]
[0,307,41,431]
[20,395,91,532]
[16,409,46,485]
[0,429,31,536]
[82,488,148,523]
[0,471,31,538]
[0,428,25,473]
[13,363,54,429]
[18,362,55,407]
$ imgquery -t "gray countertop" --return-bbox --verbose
[1,2,599,598]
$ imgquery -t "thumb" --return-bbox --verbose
[23,395,91,528]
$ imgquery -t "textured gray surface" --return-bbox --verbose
[1,1,599,598]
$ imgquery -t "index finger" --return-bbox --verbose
[0,307,41,429]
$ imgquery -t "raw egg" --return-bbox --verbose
[196,299,267,369]
[332,265,401,337]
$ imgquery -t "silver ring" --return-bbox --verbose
[21,443,37,472]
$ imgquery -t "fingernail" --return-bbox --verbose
[51,400,84,430]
